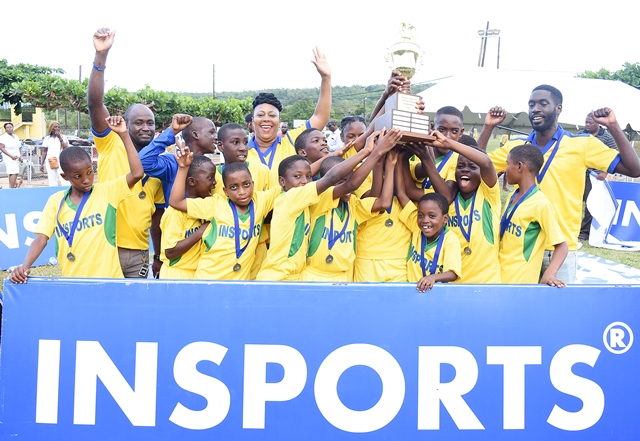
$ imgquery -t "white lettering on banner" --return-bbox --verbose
[418,346,485,430]
[169,342,231,430]
[73,341,158,426]
[547,345,604,431]
[620,200,640,227]
[23,210,41,246]
[486,346,542,429]
[242,345,307,429]
[35,340,61,424]
[603,322,634,354]
[34,341,607,432]
[314,344,405,433]
[0,213,19,249]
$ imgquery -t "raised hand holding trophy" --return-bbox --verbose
[374,23,435,143]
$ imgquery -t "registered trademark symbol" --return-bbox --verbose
[603,322,633,354]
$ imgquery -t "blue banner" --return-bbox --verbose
[608,181,640,242]
[2,279,640,440]
[0,186,61,270]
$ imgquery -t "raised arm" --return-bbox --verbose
[369,71,407,121]
[138,114,193,182]
[404,142,456,203]
[592,108,640,177]
[308,47,332,130]
[394,151,412,208]
[477,106,507,152]
[105,116,143,188]
[371,150,398,212]
[87,28,116,134]
[169,142,193,212]
[333,128,402,199]
[165,221,210,260]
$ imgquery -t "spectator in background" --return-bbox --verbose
[326,120,343,152]
[41,121,70,186]
[579,112,618,240]
[0,122,23,188]
[245,113,254,136]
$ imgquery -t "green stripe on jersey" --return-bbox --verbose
[288,213,306,258]
[307,214,326,257]
[523,221,541,262]
[204,218,218,252]
[482,199,494,245]
[104,204,117,247]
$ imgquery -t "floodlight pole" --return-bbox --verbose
[477,21,489,67]
[497,36,501,69]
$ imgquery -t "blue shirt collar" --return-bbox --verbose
[527,125,564,147]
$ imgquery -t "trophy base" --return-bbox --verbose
[374,104,435,144]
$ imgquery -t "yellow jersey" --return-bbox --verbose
[356,197,411,261]
[93,128,164,250]
[185,187,280,280]
[499,186,565,284]
[159,206,204,278]
[35,176,132,278]
[447,179,501,283]
[247,121,311,181]
[257,182,336,280]
[304,196,378,277]
[489,127,619,251]
[399,203,462,283]
[409,151,459,193]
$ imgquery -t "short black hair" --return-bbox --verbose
[294,128,321,153]
[245,113,253,123]
[340,115,366,133]
[319,156,343,177]
[187,154,213,179]
[218,122,245,144]
[435,106,464,124]
[532,84,563,105]
[221,161,251,185]
[3,122,13,129]
[508,144,544,174]
[418,192,449,216]
[458,134,478,147]
[278,154,309,178]
[182,117,215,146]
[60,147,91,172]
[253,93,282,112]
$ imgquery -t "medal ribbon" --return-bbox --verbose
[141,174,150,186]
[56,188,92,249]
[422,150,453,189]
[500,185,538,239]
[249,135,281,169]
[327,202,351,252]
[454,191,477,244]
[229,200,256,260]
[531,127,564,184]
[421,228,446,277]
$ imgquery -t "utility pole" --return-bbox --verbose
[363,97,367,123]
[497,36,501,69]
[480,21,489,67]
[77,65,82,134]
[212,64,216,100]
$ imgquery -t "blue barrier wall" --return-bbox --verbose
[2,279,639,440]
[0,186,61,270]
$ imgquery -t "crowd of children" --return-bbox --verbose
[10,27,640,291]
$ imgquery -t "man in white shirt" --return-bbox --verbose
[326,120,343,152]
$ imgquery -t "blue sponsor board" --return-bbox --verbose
[2,279,640,440]
[609,181,640,242]
[0,186,61,270]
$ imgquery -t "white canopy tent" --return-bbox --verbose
[413,69,640,138]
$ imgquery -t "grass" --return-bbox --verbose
[1,265,62,294]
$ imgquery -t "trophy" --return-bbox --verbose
[374,23,435,143]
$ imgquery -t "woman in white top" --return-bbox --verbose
[41,121,69,186]
[0,122,23,188]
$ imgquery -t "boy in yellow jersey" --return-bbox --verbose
[500,144,567,286]
[409,106,463,191]
[10,117,144,283]
[170,151,280,280]
[478,85,640,282]
[402,132,502,283]
[216,122,277,277]
[301,132,400,282]
[394,176,461,292]
[159,155,215,279]
[89,28,170,278]
[256,130,392,281]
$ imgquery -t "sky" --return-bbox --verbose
[4,0,639,95]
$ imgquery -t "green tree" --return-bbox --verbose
[0,59,65,114]
[577,62,640,89]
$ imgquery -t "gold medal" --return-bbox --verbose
[67,252,76,262]
[326,254,334,264]
[139,191,146,199]
[385,219,394,228]
[464,246,472,256]
[233,263,241,272]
